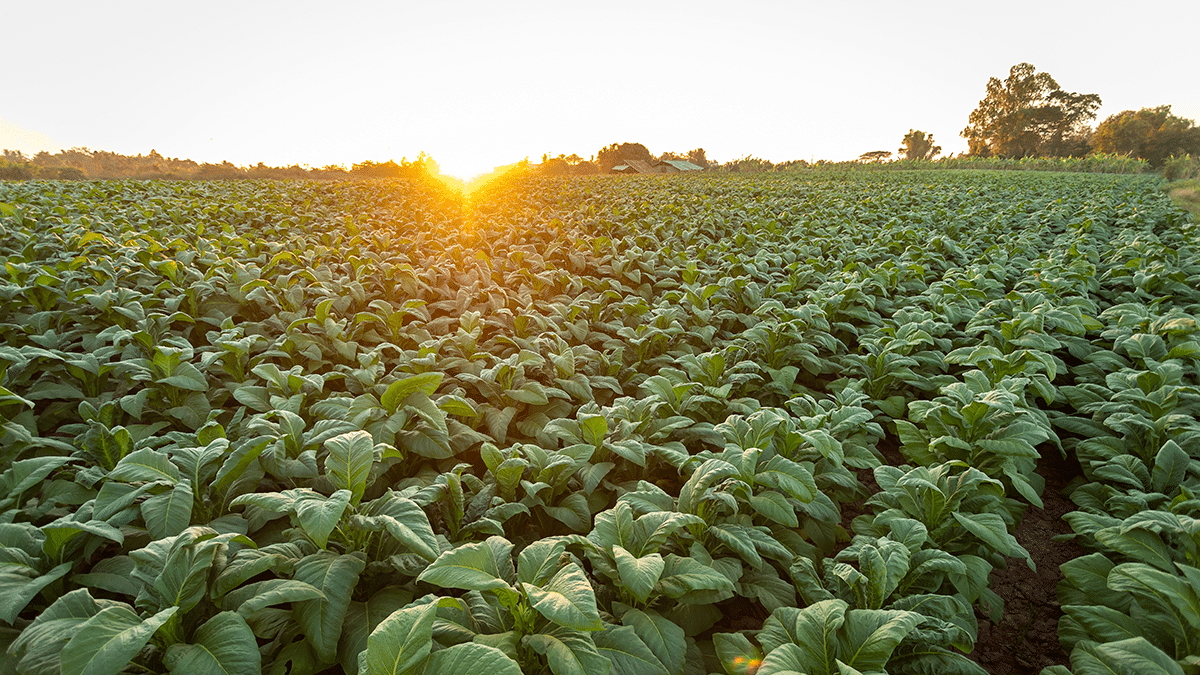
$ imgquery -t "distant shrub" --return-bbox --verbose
[1162,154,1200,181]
[0,161,35,180]
[36,166,87,180]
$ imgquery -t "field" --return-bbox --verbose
[1,170,1198,675]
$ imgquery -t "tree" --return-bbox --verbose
[687,148,709,168]
[897,130,940,161]
[961,63,1100,158]
[858,150,892,163]
[1092,105,1200,167]
[596,143,653,172]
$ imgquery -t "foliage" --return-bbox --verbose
[898,130,940,161]
[1092,106,1200,168]
[961,62,1101,159]
[0,169,1196,674]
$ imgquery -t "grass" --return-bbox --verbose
[1165,178,1200,219]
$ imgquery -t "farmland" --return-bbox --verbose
[1,170,1198,675]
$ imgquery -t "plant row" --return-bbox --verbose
[0,170,1196,675]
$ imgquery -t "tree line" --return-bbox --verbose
[4,62,1197,182]
[859,63,1199,168]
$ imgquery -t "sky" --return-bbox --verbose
[3,0,1198,179]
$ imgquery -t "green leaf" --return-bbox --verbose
[408,642,523,675]
[614,546,665,605]
[1151,440,1190,494]
[222,579,326,617]
[622,610,687,675]
[141,480,194,540]
[293,551,367,663]
[755,455,817,503]
[107,448,180,484]
[1070,637,1185,675]
[837,608,922,672]
[381,373,444,413]
[951,512,1034,570]
[163,611,261,675]
[758,600,846,673]
[293,489,352,549]
[749,490,799,528]
[378,505,439,563]
[517,537,568,587]
[8,589,99,675]
[525,625,610,675]
[523,562,603,631]
[338,587,414,675]
[594,626,669,675]
[656,555,736,599]
[0,456,72,509]
[364,600,438,675]
[417,536,516,594]
[713,632,764,675]
[0,562,72,624]
[60,605,179,675]
[324,430,375,506]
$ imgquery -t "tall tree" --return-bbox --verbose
[1092,105,1200,167]
[961,63,1100,158]
[596,143,653,172]
[859,150,892,163]
[898,130,940,161]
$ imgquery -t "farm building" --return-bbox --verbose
[612,159,703,174]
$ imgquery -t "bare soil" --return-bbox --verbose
[968,448,1085,675]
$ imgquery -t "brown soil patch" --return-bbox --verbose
[969,448,1085,674]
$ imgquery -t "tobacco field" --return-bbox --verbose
[0,170,1197,675]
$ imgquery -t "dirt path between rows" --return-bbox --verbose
[969,449,1085,674]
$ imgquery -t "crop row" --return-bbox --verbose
[0,171,1196,675]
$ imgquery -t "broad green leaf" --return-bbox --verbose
[755,455,817,503]
[1151,440,1190,494]
[837,608,922,672]
[364,600,438,675]
[594,626,669,675]
[0,562,71,624]
[60,605,178,675]
[338,586,414,675]
[523,562,603,631]
[517,537,568,586]
[381,373,444,413]
[293,489,352,549]
[755,643,811,675]
[408,642,523,675]
[107,448,180,484]
[324,430,375,506]
[758,600,846,673]
[163,611,261,675]
[951,512,1034,570]
[1070,636,1185,675]
[713,632,764,675]
[379,507,439,563]
[293,551,367,663]
[221,579,326,617]
[525,625,610,675]
[622,610,687,675]
[749,490,799,528]
[614,546,665,605]
[417,536,516,594]
[141,480,194,540]
[8,588,99,675]
[656,555,736,599]
[0,456,72,509]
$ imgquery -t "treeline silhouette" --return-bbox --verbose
[0,148,441,181]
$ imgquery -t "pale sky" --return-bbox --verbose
[3,0,1198,179]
